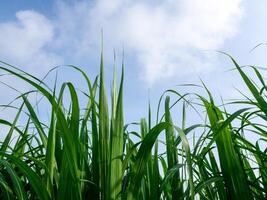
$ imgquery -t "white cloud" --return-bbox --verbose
[0,1,244,85]
[0,10,61,74]
[54,0,244,85]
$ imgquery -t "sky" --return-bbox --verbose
[0,0,267,125]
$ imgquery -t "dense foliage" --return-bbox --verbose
[0,53,266,199]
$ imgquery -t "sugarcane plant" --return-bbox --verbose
[0,51,266,199]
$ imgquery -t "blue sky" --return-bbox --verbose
[0,0,267,124]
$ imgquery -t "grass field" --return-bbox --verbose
[0,52,266,200]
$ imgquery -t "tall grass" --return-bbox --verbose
[0,52,266,200]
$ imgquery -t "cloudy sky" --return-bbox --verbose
[0,0,267,123]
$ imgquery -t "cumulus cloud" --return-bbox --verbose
[0,0,244,84]
[0,10,61,74]
[54,0,244,85]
